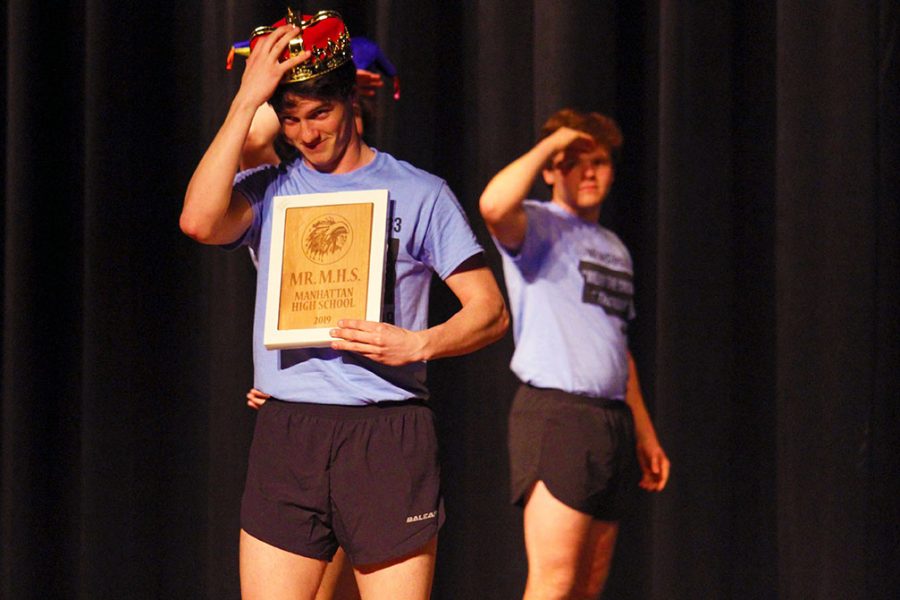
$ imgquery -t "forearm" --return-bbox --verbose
[329,256,508,366]
[625,352,661,445]
[625,352,671,490]
[240,103,281,170]
[479,138,552,220]
[627,389,660,446]
[182,24,309,243]
[417,289,509,361]
[479,137,558,245]
[180,94,260,244]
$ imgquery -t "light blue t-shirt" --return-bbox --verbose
[496,200,634,399]
[234,151,482,405]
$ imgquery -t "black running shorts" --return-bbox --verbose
[241,398,444,565]
[508,384,640,521]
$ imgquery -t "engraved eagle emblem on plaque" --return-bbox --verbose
[303,214,353,264]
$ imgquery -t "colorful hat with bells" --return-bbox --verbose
[226,8,352,84]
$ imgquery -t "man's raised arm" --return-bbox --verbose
[478,127,595,251]
[180,25,308,245]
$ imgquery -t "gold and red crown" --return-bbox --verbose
[234,9,352,84]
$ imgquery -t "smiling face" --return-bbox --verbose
[277,95,359,173]
[543,144,615,221]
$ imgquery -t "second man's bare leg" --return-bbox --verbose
[522,482,618,600]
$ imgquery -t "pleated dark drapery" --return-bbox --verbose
[3,1,898,598]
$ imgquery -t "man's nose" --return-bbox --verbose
[300,123,320,145]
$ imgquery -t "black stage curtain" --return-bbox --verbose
[3,1,898,598]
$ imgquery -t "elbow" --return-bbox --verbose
[479,192,523,245]
[476,270,511,345]
[179,209,215,244]
[498,302,511,340]
[243,129,270,156]
[478,193,502,226]
[488,298,511,345]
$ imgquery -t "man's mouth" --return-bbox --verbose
[302,142,327,155]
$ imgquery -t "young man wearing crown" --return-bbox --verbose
[181,13,508,600]
[479,109,670,599]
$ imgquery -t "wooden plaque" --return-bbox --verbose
[264,190,389,349]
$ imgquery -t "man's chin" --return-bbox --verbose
[302,153,339,173]
[578,195,604,207]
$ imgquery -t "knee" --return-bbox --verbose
[526,559,609,600]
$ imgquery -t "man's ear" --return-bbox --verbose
[351,98,364,136]
[542,168,555,186]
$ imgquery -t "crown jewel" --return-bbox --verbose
[246,9,352,84]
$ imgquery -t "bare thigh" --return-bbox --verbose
[316,547,360,600]
[240,529,329,600]
[522,482,619,600]
[352,537,437,600]
[574,520,618,599]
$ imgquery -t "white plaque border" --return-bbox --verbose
[264,189,389,349]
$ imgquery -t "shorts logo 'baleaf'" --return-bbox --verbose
[406,511,437,523]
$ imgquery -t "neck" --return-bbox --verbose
[551,197,601,223]
[318,137,374,175]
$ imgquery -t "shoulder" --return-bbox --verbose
[523,199,553,218]
[522,200,567,235]
[377,152,448,192]
[596,224,629,251]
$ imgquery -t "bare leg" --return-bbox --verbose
[573,520,618,599]
[521,481,618,600]
[352,537,437,600]
[240,529,329,600]
[316,547,361,600]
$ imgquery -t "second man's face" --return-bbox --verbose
[277,95,356,173]
[545,145,615,217]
